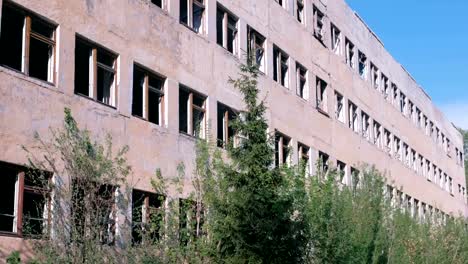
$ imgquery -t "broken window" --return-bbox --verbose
[394,136,402,161]
[361,111,370,141]
[384,129,392,155]
[448,176,453,194]
[296,63,308,100]
[313,5,325,42]
[180,0,205,33]
[392,84,399,107]
[351,167,360,191]
[0,2,56,83]
[275,131,291,167]
[151,0,163,8]
[179,198,203,246]
[318,151,329,175]
[74,37,117,107]
[403,143,410,167]
[316,77,328,112]
[0,162,51,237]
[399,92,406,115]
[217,103,237,148]
[335,91,345,123]
[370,63,379,90]
[415,107,422,128]
[274,0,287,9]
[132,190,165,245]
[337,160,347,184]
[348,101,359,133]
[72,183,117,245]
[216,5,238,55]
[373,121,382,148]
[298,143,310,175]
[381,74,390,99]
[331,24,341,55]
[297,0,305,24]
[179,86,206,138]
[358,51,367,79]
[273,45,289,88]
[132,65,165,125]
[247,26,265,72]
[425,160,431,180]
[345,38,355,69]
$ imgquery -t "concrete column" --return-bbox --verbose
[289,58,297,93]
[288,0,295,17]
[290,138,298,166]
[238,19,248,62]
[57,26,76,96]
[308,71,316,108]
[167,0,180,20]
[117,53,132,117]
[115,185,132,249]
[265,40,274,81]
[310,147,319,177]
[206,0,217,42]
[166,79,179,132]
[206,94,218,144]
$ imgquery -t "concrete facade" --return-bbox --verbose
[0,0,466,258]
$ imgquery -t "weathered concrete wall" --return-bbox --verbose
[0,0,466,259]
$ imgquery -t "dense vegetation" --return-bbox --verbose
[10,57,468,264]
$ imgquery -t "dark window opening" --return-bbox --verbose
[132,65,165,125]
[247,26,265,71]
[179,86,206,137]
[217,103,236,148]
[0,2,56,83]
[275,132,291,167]
[151,0,162,8]
[132,189,165,245]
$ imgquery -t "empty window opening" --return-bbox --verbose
[132,189,165,245]
[273,46,289,88]
[348,101,359,133]
[373,121,382,148]
[151,0,163,8]
[296,63,308,100]
[179,86,206,138]
[217,103,237,148]
[0,162,51,237]
[298,143,310,175]
[337,160,347,184]
[381,74,390,99]
[403,143,410,167]
[132,65,165,125]
[358,51,367,79]
[247,26,265,72]
[384,129,392,155]
[335,91,345,123]
[416,108,422,128]
[216,6,238,55]
[361,112,370,141]
[392,84,399,107]
[316,77,328,112]
[425,160,431,180]
[351,167,360,191]
[371,63,379,90]
[399,92,406,115]
[179,198,203,246]
[394,136,402,161]
[0,2,56,83]
[275,132,291,167]
[318,151,329,175]
[274,0,287,9]
[331,24,341,55]
[408,101,415,121]
[345,38,355,69]
[74,37,117,107]
[297,0,305,24]
[411,150,417,173]
[180,0,205,33]
[313,5,325,42]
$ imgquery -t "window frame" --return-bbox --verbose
[296,62,308,100]
[275,131,291,167]
[247,26,266,72]
[331,23,342,55]
[179,85,207,138]
[0,2,57,84]
[273,45,289,88]
[180,0,205,34]
[216,5,238,55]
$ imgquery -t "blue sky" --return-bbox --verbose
[345,0,468,129]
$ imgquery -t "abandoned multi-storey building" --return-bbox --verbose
[0,0,466,258]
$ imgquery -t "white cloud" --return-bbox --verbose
[439,102,468,130]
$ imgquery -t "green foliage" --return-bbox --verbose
[6,251,21,264]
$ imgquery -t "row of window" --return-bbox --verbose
[274,0,463,167]
[0,2,464,200]
[386,185,453,224]
[0,161,199,245]
[334,90,466,202]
